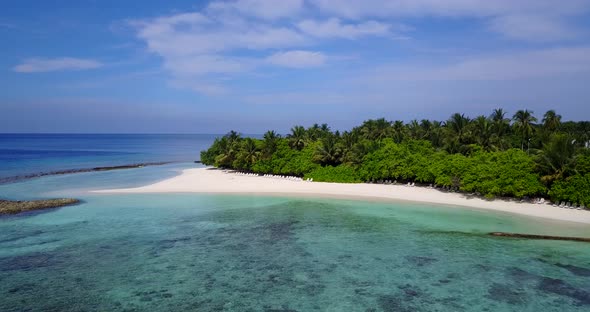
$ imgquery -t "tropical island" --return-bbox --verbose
[200,109,590,208]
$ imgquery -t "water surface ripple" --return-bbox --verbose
[1,187,589,311]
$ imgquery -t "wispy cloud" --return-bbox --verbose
[169,79,229,96]
[488,14,578,42]
[130,4,310,93]
[132,5,306,58]
[129,1,412,95]
[127,0,590,98]
[297,18,392,39]
[266,50,326,68]
[309,0,590,18]
[309,0,590,42]
[164,55,252,75]
[13,57,102,73]
[207,0,304,20]
[360,46,590,82]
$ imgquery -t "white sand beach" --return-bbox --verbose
[97,167,590,225]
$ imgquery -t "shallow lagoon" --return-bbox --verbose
[1,165,590,311]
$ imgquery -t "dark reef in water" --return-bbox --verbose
[0,198,80,215]
[489,232,590,243]
[405,256,438,267]
[0,252,67,272]
[486,283,528,305]
[554,263,590,277]
[377,284,431,312]
[538,277,590,306]
[0,161,174,184]
[536,258,590,277]
[505,266,590,306]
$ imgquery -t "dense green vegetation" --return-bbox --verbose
[201,109,590,207]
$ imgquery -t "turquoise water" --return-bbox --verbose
[1,164,590,311]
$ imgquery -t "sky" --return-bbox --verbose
[1,0,590,133]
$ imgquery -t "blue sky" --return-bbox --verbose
[2,0,590,133]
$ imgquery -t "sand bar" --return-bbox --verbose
[96,167,590,225]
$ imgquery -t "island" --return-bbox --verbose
[198,109,590,209]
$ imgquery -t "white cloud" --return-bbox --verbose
[136,17,306,57]
[208,0,303,20]
[266,50,326,68]
[13,57,102,73]
[489,15,577,42]
[132,10,308,77]
[309,0,590,41]
[309,0,590,19]
[129,0,590,97]
[134,12,209,40]
[297,18,391,39]
[164,55,253,76]
[131,3,317,94]
[363,46,590,81]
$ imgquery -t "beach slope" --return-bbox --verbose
[96,167,590,224]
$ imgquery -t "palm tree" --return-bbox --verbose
[360,118,391,141]
[446,113,470,143]
[488,108,511,150]
[314,134,342,166]
[262,130,280,158]
[535,134,576,183]
[214,133,241,168]
[580,122,590,148]
[490,108,510,137]
[513,109,537,152]
[341,131,357,152]
[491,108,506,122]
[225,130,241,145]
[542,110,561,133]
[237,138,260,169]
[443,136,462,154]
[320,123,331,138]
[408,119,423,140]
[392,120,406,143]
[307,123,321,141]
[211,137,229,166]
[288,126,307,150]
[472,116,494,151]
[428,121,444,148]
[341,131,361,165]
[419,119,432,140]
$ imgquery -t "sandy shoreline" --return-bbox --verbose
[95,167,590,225]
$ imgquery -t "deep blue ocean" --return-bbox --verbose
[1,134,589,311]
[0,134,218,179]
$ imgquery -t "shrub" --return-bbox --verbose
[305,165,362,183]
[549,174,590,207]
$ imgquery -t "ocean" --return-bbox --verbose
[0,134,219,179]
[1,134,589,311]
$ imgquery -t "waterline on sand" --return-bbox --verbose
[96,167,590,225]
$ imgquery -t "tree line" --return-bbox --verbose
[201,109,590,207]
